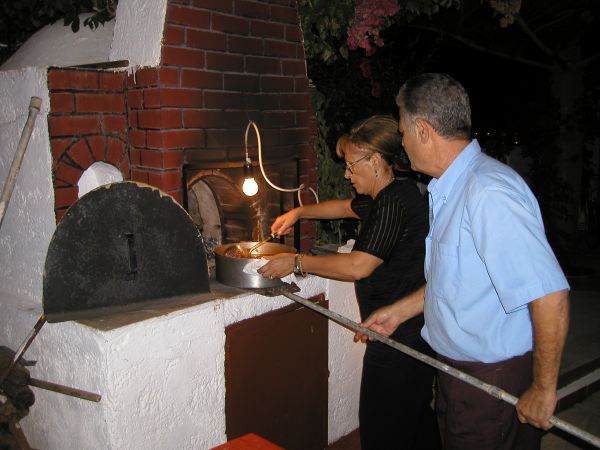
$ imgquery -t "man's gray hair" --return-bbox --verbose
[395,73,471,140]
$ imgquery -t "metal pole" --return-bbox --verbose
[282,291,600,449]
[0,96,42,229]
[28,377,101,403]
[0,315,46,387]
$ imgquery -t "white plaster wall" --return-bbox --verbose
[0,67,54,307]
[9,308,112,449]
[327,279,364,442]
[0,276,362,449]
[100,303,226,449]
[110,0,168,68]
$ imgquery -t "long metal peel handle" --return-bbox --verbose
[0,97,42,229]
[282,291,600,449]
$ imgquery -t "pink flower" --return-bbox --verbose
[347,0,400,55]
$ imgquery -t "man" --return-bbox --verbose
[358,73,570,450]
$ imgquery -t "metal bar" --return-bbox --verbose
[0,97,42,229]
[282,291,600,449]
[0,315,46,387]
[28,377,101,403]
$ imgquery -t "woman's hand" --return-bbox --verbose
[271,208,301,236]
[257,253,296,279]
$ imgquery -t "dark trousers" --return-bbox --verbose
[359,338,441,450]
[436,352,543,450]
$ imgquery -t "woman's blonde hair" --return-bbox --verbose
[335,115,408,172]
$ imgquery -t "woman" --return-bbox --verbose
[258,115,440,450]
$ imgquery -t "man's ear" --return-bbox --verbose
[415,118,429,143]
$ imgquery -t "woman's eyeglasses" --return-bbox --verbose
[344,154,370,174]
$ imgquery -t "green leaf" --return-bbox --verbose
[339,45,349,59]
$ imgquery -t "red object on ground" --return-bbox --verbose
[210,433,284,450]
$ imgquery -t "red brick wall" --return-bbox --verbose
[126,66,189,204]
[48,69,129,222]
[46,0,318,247]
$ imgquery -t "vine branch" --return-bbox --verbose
[513,14,569,69]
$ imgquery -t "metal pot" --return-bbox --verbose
[214,241,296,288]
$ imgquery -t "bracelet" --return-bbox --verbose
[293,254,306,277]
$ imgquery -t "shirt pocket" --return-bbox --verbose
[428,240,460,300]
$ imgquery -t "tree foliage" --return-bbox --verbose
[0,0,117,65]
[299,0,461,65]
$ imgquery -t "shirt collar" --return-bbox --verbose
[428,139,481,203]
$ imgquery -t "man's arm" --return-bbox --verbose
[354,285,426,343]
[516,289,570,429]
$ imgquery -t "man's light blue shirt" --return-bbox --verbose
[421,140,569,363]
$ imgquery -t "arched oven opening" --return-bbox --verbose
[184,160,299,279]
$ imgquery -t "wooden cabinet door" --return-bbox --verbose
[225,294,328,450]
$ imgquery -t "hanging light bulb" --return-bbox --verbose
[242,158,259,196]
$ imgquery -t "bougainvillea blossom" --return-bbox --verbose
[347,0,401,55]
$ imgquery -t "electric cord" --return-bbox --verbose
[244,120,319,206]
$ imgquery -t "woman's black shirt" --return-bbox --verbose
[351,178,429,344]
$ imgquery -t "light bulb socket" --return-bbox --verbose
[243,160,253,178]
